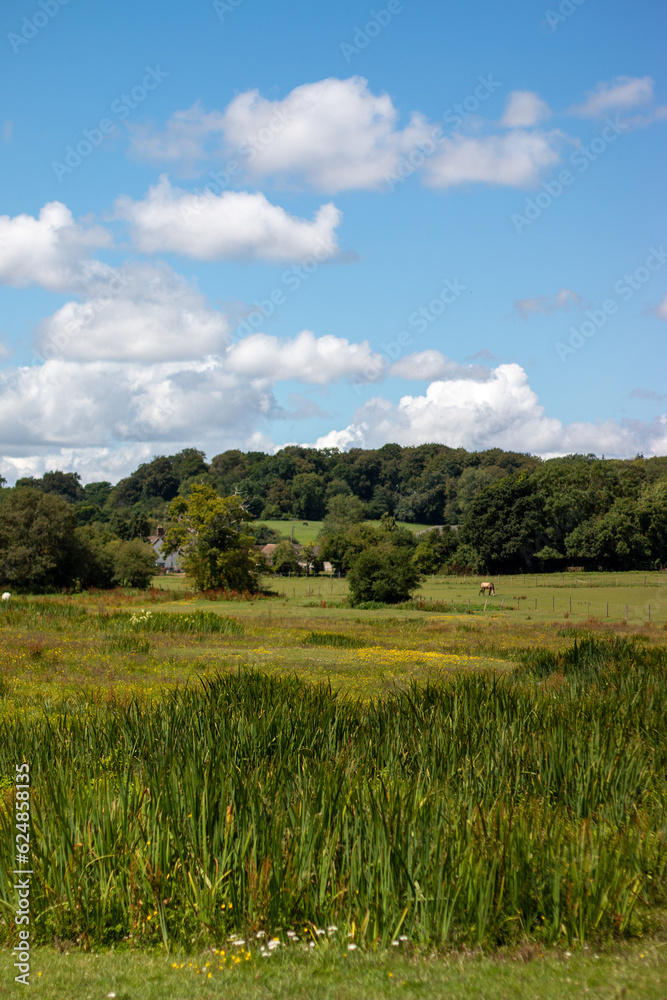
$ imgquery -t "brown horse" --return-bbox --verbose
[479,581,495,596]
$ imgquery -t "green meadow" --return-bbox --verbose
[1,572,666,997]
[256,518,433,545]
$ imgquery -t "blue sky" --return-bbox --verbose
[0,0,665,482]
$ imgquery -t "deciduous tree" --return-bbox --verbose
[163,484,259,591]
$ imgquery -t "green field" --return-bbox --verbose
[256,519,434,544]
[266,569,667,624]
[1,573,666,997]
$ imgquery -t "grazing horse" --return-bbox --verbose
[479,581,495,596]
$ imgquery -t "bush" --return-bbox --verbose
[347,545,422,605]
[109,539,157,588]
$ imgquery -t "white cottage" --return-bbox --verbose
[148,525,182,573]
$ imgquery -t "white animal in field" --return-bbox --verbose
[479,581,495,596]
[1,592,10,602]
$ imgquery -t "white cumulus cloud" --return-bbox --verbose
[115,175,341,262]
[313,364,667,457]
[424,130,562,189]
[0,357,276,455]
[36,262,230,363]
[226,330,383,385]
[0,202,110,292]
[218,76,432,192]
[130,77,433,193]
[129,78,566,193]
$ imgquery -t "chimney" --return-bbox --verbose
[156,525,165,538]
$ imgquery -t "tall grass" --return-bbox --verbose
[104,609,244,636]
[303,630,366,648]
[0,639,665,951]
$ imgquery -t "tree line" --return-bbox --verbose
[1,445,666,593]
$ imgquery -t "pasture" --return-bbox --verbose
[0,571,666,996]
[256,518,433,544]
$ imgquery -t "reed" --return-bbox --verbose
[303,631,366,648]
[0,638,665,951]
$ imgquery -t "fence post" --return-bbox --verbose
[625,604,628,619]
[569,596,572,613]
[552,596,555,612]
[501,599,504,609]
[648,605,651,622]
[606,602,608,618]
[534,597,537,611]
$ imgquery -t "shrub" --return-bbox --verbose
[347,545,422,605]
[109,539,157,589]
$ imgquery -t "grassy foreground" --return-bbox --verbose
[1,639,667,953]
[1,939,667,999]
[1,575,666,996]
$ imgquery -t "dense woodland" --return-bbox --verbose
[1,444,666,591]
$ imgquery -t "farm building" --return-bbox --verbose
[148,525,182,572]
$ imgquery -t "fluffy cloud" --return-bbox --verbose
[226,330,383,385]
[0,202,110,292]
[314,364,667,457]
[388,350,491,382]
[3,355,666,483]
[514,288,588,320]
[424,130,561,189]
[0,356,275,454]
[218,76,432,192]
[501,91,551,128]
[129,77,565,192]
[116,175,341,262]
[0,327,391,479]
[570,76,654,117]
[130,77,433,192]
[36,262,230,363]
